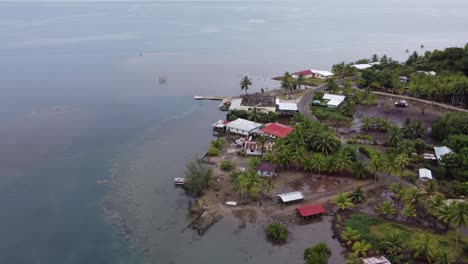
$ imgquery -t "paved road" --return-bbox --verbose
[297,84,326,118]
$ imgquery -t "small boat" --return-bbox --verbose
[225,201,237,206]
[174,178,186,185]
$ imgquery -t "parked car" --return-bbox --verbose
[395,100,408,107]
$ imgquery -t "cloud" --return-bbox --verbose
[248,19,265,23]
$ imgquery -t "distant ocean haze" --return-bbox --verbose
[0,1,467,263]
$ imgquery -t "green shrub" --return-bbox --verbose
[184,159,214,196]
[220,160,235,171]
[402,170,418,183]
[313,91,324,100]
[311,106,352,125]
[265,222,288,242]
[347,138,357,144]
[304,243,331,264]
[210,138,226,150]
[207,146,220,156]
[238,149,247,156]
[358,146,372,158]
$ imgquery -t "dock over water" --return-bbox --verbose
[194,96,226,101]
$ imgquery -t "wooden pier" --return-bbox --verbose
[194,95,226,101]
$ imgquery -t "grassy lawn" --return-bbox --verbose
[277,89,310,100]
[355,144,382,158]
[303,77,325,86]
[344,213,468,261]
[273,76,325,87]
[311,105,352,126]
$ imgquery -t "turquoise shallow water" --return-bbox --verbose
[0,1,467,263]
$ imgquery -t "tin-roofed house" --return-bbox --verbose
[226,118,262,136]
[239,94,277,113]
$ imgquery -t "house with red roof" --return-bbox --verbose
[293,70,313,78]
[296,204,325,220]
[260,123,294,139]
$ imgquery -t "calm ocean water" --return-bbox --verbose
[0,1,467,263]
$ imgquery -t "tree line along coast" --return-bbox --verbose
[181,44,468,264]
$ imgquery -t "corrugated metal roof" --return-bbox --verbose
[311,69,334,77]
[226,118,262,132]
[362,256,391,264]
[229,98,242,111]
[296,204,325,217]
[434,146,452,160]
[278,102,298,111]
[277,191,304,203]
[419,168,433,180]
[323,93,345,102]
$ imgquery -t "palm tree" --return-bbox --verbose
[341,227,361,246]
[336,151,353,176]
[412,233,438,264]
[383,155,399,176]
[312,132,340,155]
[263,177,274,195]
[247,157,260,170]
[344,253,361,264]
[413,120,427,138]
[310,153,325,175]
[348,186,366,204]
[395,153,409,179]
[377,201,397,218]
[332,192,354,212]
[292,146,307,170]
[326,157,339,174]
[401,118,415,138]
[403,187,420,205]
[248,107,262,122]
[281,72,292,92]
[434,250,455,264]
[297,74,305,90]
[389,182,404,201]
[361,117,372,131]
[352,161,367,179]
[449,202,468,252]
[368,154,383,182]
[435,203,453,231]
[402,204,417,222]
[245,170,261,198]
[419,180,441,204]
[386,125,403,147]
[341,100,356,117]
[240,76,252,94]
[256,135,268,157]
[380,233,405,256]
[352,240,372,257]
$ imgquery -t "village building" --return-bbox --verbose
[226,118,262,136]
[417,70,437,76]
[293,70,313,78]
[243,139,273,156]
[352,64,373,70]
[228,98,242,111]
[361,256,391,264]
[260,123,294,139]
[419,168,433,181]
[239,94,277,113]
[322,93,346,108]
[296,203,325,220]
[211,120,229,133]
[276,99,298,116]
[310,69,334,79]
[434,146,452,162]
[256,162,278,177]
[399,76,409,82]
[277,191,304,204]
